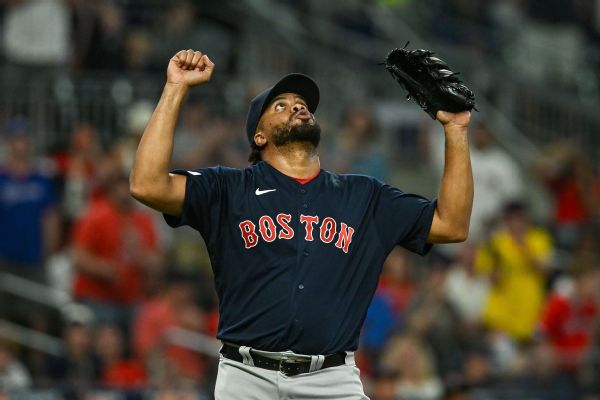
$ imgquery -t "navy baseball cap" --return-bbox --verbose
[245,73,319,144]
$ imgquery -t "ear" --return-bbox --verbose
[253,131,267,147]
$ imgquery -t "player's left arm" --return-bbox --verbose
[427,110,473,243]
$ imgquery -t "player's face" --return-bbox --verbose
[257,92,321,148]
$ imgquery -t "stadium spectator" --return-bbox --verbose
[580,321,600,396]
[376,247,416,316]
[541,261,600,372]
[360,289,396,377]
[0,117,61,376]
[405,261,463,379]
[327,105,388,181]
[460,344,496,392]
[468,121,523,240]
[51,122,103,222]
[360,247,419,375]
[114,100,155,172]
[0,117,60,280]
[123,29,156,72]
[45,317,100,391]
[369,368,398,400]
[95,323,146,389]
[153,387,199,400]
[71,0,126,71]
[534,142,598,251]
[71,165,162,327]
[380,334,443,400]
[476,200,553,342]
[444,243,489,325]
[1,0,71,80]
[172,98,247,170]
[0,342,32,392]
[518,340,579,400]
[132,272,207,386]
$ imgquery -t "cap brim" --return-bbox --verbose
[262,73,320,116]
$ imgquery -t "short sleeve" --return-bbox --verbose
[162,167,226,239]
[373,184,437,255]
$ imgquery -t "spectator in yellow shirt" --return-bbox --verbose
[476,201,553,341]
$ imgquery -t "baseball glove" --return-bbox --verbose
[382,43,476,119]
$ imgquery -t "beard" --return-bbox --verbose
[271,119,321,148]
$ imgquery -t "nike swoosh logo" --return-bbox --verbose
[255,188,277,196]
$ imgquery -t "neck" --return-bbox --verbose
[262,142,320,179]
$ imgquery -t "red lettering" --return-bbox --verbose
[276,213,294,239]
[335,223,355,253]
[300,215,319,241]
[239,220,259,249]
[259,216,277,242]
[319,217,337,244]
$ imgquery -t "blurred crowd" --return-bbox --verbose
[427,0,600,97]
[1,1,600,400]
[0,0,238,75]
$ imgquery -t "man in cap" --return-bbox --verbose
[130,49,473,399]
[0,118,60,281]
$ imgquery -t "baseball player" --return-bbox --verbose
[130,50,473,399]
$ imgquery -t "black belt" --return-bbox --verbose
[220,343,346,376]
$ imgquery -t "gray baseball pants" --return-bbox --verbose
[214,347,369,399]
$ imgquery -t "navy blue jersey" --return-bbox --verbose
[164,161,436,355]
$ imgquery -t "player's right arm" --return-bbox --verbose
[129,50,215,216]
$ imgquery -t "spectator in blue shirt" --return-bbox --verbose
[0,117,60,281]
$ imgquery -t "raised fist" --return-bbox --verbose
[167,49,215,87]
[436,110,471,128]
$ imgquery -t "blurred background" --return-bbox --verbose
[0,0,600,399]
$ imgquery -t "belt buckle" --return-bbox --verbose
[278,355,303,377]
[278,355,292,376]
[277,358,287,376]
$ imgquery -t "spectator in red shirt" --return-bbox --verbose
[534,143,598,251]
[71,166,163,327]
[541,261,600,371]
[133,272,207,386]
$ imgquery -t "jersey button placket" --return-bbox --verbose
[294,184,309,328]
[301,187,308,208]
